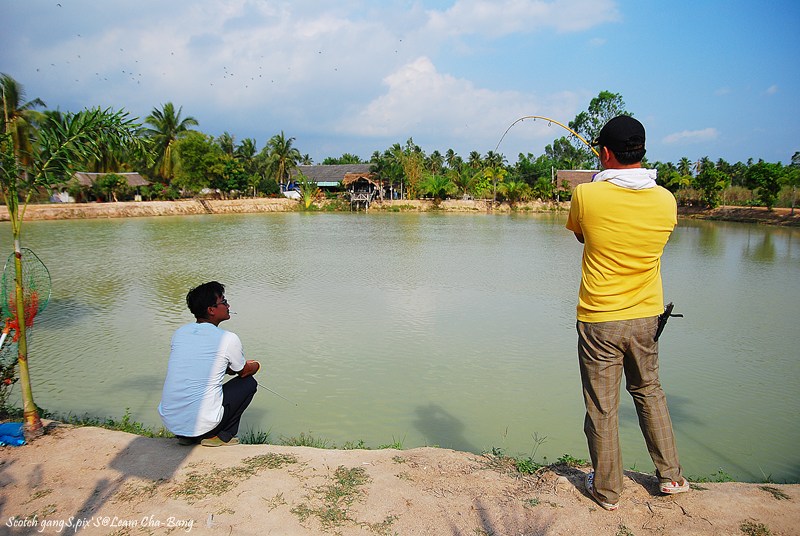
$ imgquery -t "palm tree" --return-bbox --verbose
[427,150,444,176]
[217,132,235,156]
[449,167,478,200]
[420,172,456,205]
[264,131,301,187]
[677,157,693,176]
[142,102,198,182]
[468,151,482,169]
[1,74,46,168]
[499,180,532,207]
[445,148,458,170]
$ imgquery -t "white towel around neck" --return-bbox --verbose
[592,168,657,190]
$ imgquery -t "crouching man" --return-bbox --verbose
[158,281,259,447]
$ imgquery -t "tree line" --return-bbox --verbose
[3,74,799,211]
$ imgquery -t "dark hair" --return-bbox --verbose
[605,146,646,166]
[186,281,225,319]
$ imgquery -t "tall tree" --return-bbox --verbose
[745,160,783,210]
[142,102,198,182]
[263,131,301,187]
[217,132,235,156]
[787,151,800,214]
[677,157,693,176]
[1,73,46,168]
[569,91,629,165]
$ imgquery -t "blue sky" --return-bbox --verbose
[3,0,798,165]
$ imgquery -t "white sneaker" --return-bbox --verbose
[660,478,690,494]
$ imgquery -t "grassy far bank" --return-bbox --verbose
[0,197,799,226]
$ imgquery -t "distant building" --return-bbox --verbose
[70,172,151,202]
[289,164,374,190]
[556,170,599,190]
[71,172,150,188]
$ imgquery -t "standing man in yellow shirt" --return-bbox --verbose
[566,115,689,511]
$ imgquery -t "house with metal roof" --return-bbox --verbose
[289,164,374,189]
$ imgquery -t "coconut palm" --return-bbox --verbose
[263,131,301,187]
[217,132,235,156]
[468,150,482,169]
[142,102,198,182]
[499,179,532,207]
[1,73,46,168]
[449,167,478,200]
[420,171,456,205]
[677,157,693,176]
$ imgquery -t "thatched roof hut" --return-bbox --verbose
[72,172,150,188]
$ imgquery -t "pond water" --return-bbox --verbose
[2,212,798,482]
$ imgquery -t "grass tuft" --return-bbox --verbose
[291,466,370,530]
[740,520,772,536]
[174,454,297,503]
[280,432,331,448]
[759,486,790,501]
[240,426,272,444]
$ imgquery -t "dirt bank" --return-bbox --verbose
[1,423,797,535]
[677,205,800,226]
[2,199,798,226]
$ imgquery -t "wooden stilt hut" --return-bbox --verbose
[343,171,381,211]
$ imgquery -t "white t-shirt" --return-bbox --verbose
[158,322,246,437]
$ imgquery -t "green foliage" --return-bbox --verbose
[56,408,172,438]
[142,102,198,182]
[297,172,321,209]
[322,153,363,164]
[92,172,129,201]
[688,468,734,483]
[280,431,331,448]
[555,453,588,467]
[240,426,272,444]
[419,171,456,203]
[694,160,729,208]
[745,161,784,210]
[291,466,371,529]
[377,435,405,449]
[498,179,532,206]
[261,131,301,186]
[141,182,180,200]
[514,456,543,474]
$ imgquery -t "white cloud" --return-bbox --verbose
[342,57,581,155]
[425,0,620,37]
[765,84,779,95]
[663,128,719,145]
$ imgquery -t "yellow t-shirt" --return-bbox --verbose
[566,181,677,322]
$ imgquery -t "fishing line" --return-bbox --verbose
[495,115,599,157]
[254,378,298,406]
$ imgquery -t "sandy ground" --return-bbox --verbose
[1,423,798,535]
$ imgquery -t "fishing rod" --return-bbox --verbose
[255,378,298,406]
[495,115,599,157]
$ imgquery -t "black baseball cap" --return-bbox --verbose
[591,115,645,153]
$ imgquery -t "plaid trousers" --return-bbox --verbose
[577,317,683,503]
